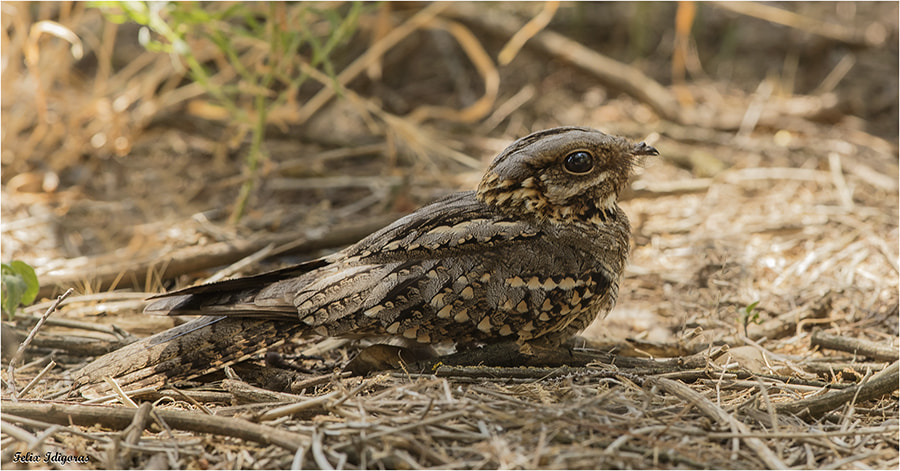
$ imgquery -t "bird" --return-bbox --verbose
[71,126,658,395]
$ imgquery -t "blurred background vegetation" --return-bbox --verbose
[1,1,897,292]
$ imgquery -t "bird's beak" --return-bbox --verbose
[633,142,659,156]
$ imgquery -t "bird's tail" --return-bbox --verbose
[70,315,307,398]
[70,261,327,398]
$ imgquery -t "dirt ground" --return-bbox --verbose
[2,2,898,469]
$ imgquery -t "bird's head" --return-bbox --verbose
[476,126,658,226]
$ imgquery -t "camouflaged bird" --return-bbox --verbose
[71,126,658,394]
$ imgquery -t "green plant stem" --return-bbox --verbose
[228,5,279,224]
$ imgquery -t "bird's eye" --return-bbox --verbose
[563,151,594,174]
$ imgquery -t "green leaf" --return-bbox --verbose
[744,301,760,314]
[10,261,39,305]
[1,261,40,320]
[2,273,26,319]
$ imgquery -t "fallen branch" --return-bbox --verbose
[811,330,899,362]
[2,400,309,452]
[410,340,725,377]
[775,360,899,419]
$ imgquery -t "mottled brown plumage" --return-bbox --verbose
[72,127,657,395]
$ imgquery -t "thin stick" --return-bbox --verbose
[164,385,214,415]
[256,391,341,422]
[291,442,309,470]
[447,3,683,123]
[6,287,73,401]
[407,17,498,124]
[310,427,334,470]
[3,413,113,445]
[116,402,154,468]
[200,242,275,284]
[17,359,56,397]
[498,1,559,65]
[83,386,160,405]
[23,291,148,314]
[0,419,37,443]
[712,1,882,47]
[708,426,900,439]
[828,152,854,209]
[18,353,54,374]
[16,312,129,337]
[104,376,139,408]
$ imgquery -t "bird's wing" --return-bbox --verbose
[143,258,329,317]
[238,192,555,329]
[145,191,543,319]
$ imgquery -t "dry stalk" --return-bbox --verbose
[712,1,885,47]
[17,360,56,398]
[5,287,73,401]
[498,1,559,66]
[406,17,498,124]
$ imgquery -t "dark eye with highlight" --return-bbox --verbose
[563,151,594,174]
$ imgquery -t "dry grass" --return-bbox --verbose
[2,2,898,469]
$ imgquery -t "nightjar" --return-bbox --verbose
[72,126,658,393]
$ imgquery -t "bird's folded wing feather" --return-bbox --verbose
[145,191,546,322]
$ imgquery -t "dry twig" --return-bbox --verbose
[713,1,886,47]
[775,360,899,419]
[811,330,899,362]
[6,288,73,401]
[1,401,309,452]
